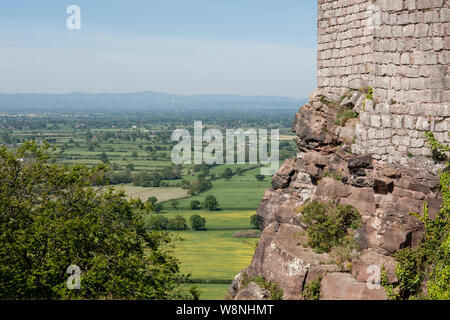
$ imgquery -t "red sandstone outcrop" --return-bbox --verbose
[228,93,442,300]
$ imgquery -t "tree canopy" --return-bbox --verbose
[0,142,188,299]
[203,195,219,211]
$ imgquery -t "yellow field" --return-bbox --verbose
[173,230,257,280]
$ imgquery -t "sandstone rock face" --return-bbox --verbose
[234,282,270,300]
[351,249,397,284]
[230,94,443,301]
[321,273,387,300]
[244,222,338,300]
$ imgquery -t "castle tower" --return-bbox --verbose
[316,0,449,165]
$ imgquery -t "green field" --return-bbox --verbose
[151,209,256,230]
[2,117,298,300]
[175,167,271,210]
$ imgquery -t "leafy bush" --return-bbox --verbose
[299,201,362,253]
[302,277,322,300]
[425,131,449,162]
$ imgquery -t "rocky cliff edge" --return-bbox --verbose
[228,90,443,300]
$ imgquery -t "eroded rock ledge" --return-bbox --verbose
[228,92,442,300]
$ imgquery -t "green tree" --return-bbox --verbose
[147,215,169,230]
[168,216,188,231]
[250,214,260,229]
[0,142,186,299]
[188,178,212,196]
[171,200,180,210]
[147,196,158,205]
[99,152,108,164]
[222,168,233,181]
[190,200,201,210]
[188,285,201,300]
[202,195,219,211]
[255,174,265,182]
[180,179,191,190]
[190,215,206,231]
[153,202,164,214]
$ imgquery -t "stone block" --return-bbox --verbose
[415,24,429,37]
[405,0,416,9]
[370,115,382,128]
[404,116,416,129]
[381,115,391,128]
[441,8,450,23]
[392,115,403,129]
[417,0,431,10]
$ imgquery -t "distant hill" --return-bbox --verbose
[0,91,306,113]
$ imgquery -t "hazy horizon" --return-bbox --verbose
[0,90,306,100]
[0,1,317,99]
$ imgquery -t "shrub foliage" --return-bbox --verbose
[382,133,449,300]
[299,201,362,253]
[0,142,187,299]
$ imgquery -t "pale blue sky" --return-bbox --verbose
[0,1,317,98]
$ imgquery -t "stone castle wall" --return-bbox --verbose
[317,0,374,92]
[317,0,449,166]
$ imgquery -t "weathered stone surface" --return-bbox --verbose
[227,272,244,299]
[373,176,394,194]
[277,158,296,178]
[360,210,425,253]
[321,273,387,300]
[271,175,290,190]
[352,249,397,283]
[245,223,333,300]
[382,167,401,178]
[348,154,373,168]
[339,188,377,216]
[234,282,270,300]
[257,190,301,229]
